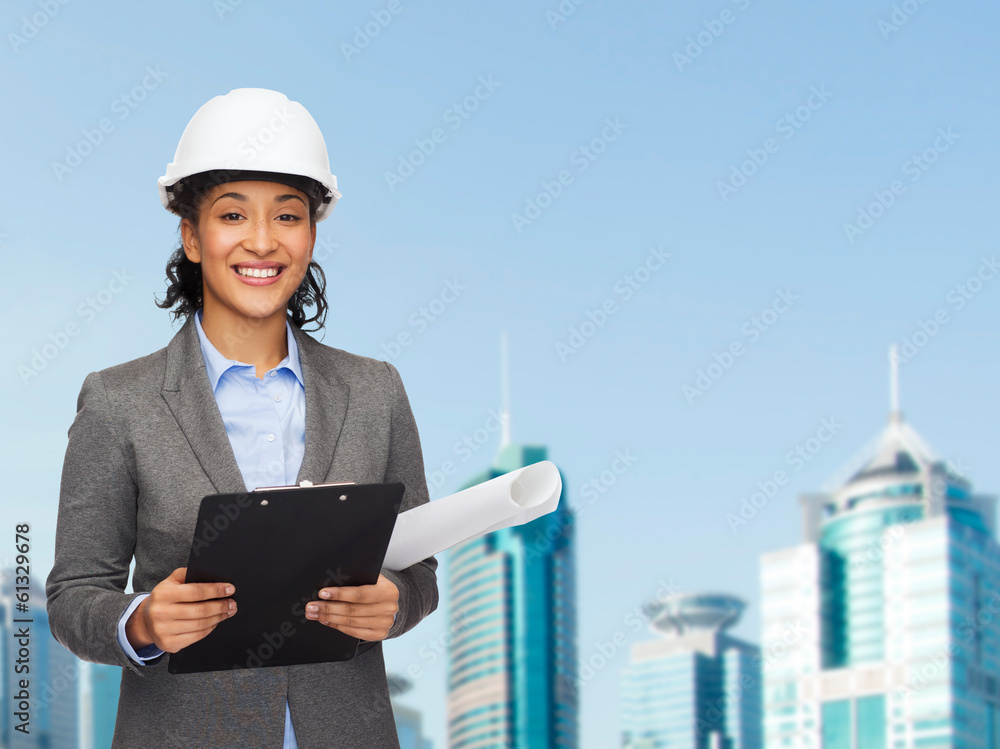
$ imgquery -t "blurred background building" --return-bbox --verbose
[0,572,120,749]
[390,673,434,749]
[445,441,577,748]
[620,592,762,749]
[760,359,1000,748]
[14,352,999,748]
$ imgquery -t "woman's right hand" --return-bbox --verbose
[125,567,237,653]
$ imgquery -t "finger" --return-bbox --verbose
[152,604,236,639]
[318,585,372,603]
[314,609,391,634]
[306,601,396,620]
[319,584,396,605]
[147,598,236,625]
[173,598,238,621]
[159,611,237,652]
[170,581,236,603]
[169,607,236,635]
[321,622,390,641]
[317,612,393,630]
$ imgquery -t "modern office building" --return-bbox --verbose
[1,570,122,749]
[88,663,121,749]
[760,358,1000,748]
[1,572,75,749]
[389,673,434,749]
[620,592,763,749]
[44,640,79,749]
[445,440,577,748]
[445,338,577,748]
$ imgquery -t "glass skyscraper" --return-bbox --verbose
[760,400,999,748]
[2,573,76,749]
[389,673,433,749]
[620,592,763,749]
[2,571,121,749]
[446,442,577,749]
[88,662,121,749]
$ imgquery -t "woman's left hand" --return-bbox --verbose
[305,573,399,641]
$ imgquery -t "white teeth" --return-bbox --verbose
[236,266,280,278]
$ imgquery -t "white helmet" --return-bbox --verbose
[158,88,342,222]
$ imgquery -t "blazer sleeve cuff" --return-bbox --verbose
[381,560,437,640]
[117,593,166,666]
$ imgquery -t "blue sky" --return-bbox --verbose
[3,1,999,747]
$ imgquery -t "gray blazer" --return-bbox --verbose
[45,314,439,748]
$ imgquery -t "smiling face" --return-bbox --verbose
[181,179,317,331]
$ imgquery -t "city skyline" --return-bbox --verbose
[760,376,999,746]
[5,2,999,747]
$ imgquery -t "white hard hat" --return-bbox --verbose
[158,88,342,222]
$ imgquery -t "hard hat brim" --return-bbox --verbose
[159,168,341,222]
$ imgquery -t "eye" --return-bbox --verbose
[220,212,244,221]
[277,213,302,222]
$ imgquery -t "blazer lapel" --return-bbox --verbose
[290,323,350,485]
[160,315,247,495]
[160,314,350,494]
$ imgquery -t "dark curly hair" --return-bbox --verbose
[155,170,329,332]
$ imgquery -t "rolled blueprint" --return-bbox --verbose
[382,460,562,571]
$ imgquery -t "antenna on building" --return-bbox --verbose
[501,331,511,447]
[889,344,902,424]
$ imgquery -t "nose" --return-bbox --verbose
[242,217,279,254]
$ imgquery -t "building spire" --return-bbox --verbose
[501,331,511,446]
[889,344,902,424]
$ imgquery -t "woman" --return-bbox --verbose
[45,88,439,748]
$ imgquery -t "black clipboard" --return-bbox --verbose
[167,481,404,674]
